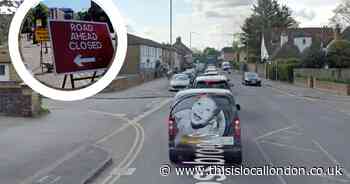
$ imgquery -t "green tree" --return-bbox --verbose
[203,47,220,57]
[241,0,297,62]
[327,40,350,68]
[32,3,49,28]
[330,0,350,27]
[76,10,90,21]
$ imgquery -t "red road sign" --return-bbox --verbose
[49,20,115,74]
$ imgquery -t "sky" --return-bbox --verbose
[40,0,344,50]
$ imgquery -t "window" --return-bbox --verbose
[0,65,5,76]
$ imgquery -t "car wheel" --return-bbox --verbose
[169,150,179,164]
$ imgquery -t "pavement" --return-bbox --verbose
[0,73,350,184]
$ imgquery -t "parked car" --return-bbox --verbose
[242,72,262,86]
[193,75,233,90]
[169,74,191,92]
[169,89,242,165]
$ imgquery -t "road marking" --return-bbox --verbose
[254,125,297,141]
[110,168,136,176]
[20,145,88,184]
[260,140,319,153]
[312,140,350,179]
[283,131,303,136]
[255,140,287,184]
[100,98,171,184]
[269,87,317,102]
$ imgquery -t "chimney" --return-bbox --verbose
[176,37,181,43]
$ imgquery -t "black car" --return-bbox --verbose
[169,89,242,165]
[243,72,262,86]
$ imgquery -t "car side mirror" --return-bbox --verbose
[236,104,241,111]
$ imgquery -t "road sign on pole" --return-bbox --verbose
[49,20,115,74]
[35,27,50,42]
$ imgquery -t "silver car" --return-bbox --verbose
[169,74,191,92]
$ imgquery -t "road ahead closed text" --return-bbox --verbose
[49,20,114,74]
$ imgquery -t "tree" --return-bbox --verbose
[241,0,297,62]
[331,0,350,27]
[327,40,350,68]
[203,47,220,57]
[32,3,49,28]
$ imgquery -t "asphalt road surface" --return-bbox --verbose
[0,73,350,184]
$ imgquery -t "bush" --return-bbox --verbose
[327,40,350,68]
[302,48,327,68]
[267,58,301,82]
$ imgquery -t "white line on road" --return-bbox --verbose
[260,140,319,153]
[255,140,287,184]
[99,98,172,184]
[254,125,297,141]
[312,140,350,179]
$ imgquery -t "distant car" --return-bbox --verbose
[169,74,191,92]
[169,89,242,165]
[243,72,262,86]
[202,71,219,76]
[193,75,232,90]
[221,62,232,71]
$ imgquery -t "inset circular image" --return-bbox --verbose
[9,0,127,101]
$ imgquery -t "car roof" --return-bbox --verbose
[195,75,228,82]
[175,88,233,100]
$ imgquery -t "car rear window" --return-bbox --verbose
[171,95,234,137]
[174,75,189,80]
[195,81,230,89]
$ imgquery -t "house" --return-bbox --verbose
[261,27,334,62]
[219,47,236,62]
[120,34,163,76]
[162,44,176,70]
[173,37,193,70]
[0,46,20,82]
[49,8,74,20]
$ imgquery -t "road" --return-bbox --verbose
[0,72,350,184]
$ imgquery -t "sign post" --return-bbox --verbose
[48,20,114,89]
[35,27,50,72]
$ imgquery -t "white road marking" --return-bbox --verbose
[20,145,88,184]
[255,140,287,184]
[269,87,317,102]
[312,140,350,179]
[260,140,319,153]
[100,98,172,184]
[283,131,303,136]
[254,125,297,141]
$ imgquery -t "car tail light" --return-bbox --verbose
[168,117,178,138]
[233,118,241,141]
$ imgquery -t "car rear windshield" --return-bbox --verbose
[171,95,234,137]
[195,81,230,89]
[174,75,189,80]
[246,73,258,79]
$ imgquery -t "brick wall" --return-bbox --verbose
[314,80,350,96]
[0,82,42,117]
[120,46,140,75]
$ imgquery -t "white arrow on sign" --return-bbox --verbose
[74,55,96,67]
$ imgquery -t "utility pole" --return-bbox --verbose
[169,0,173,70]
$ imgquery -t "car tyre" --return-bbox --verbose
[169,150,179,164]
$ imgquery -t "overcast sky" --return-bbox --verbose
[42,0,343,50]
[115,0,344,50]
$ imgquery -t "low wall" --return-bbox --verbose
[294,68,350,82]
[103,75,144,92]
[0,82,42,117]
[294,77,309,88]
[314,80,350,96]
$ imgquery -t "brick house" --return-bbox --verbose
[0,46,21,82]
[219,47,236,62]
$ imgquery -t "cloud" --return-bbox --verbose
[295,9,316,21]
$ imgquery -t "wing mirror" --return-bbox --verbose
[236,104,241,111]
